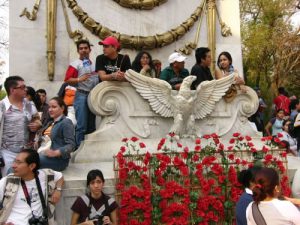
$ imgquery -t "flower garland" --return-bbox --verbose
[115,133,290,224]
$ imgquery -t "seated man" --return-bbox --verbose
[160,52,189,90]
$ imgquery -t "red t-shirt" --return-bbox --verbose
[274,95,290,115]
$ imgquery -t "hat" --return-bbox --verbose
[168,52,186,64]
[98,36,120,49]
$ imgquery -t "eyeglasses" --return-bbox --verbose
[13,160,27,165]
[14,85,27,90]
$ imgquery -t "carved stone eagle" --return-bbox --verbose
[125,69,235,136]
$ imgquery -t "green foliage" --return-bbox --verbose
[240,0,300,99]
[0,89,6,100]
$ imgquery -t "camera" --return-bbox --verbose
[28,216,48,225]
[90,215,104,225]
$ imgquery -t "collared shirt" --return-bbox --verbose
[160,66,189,89]
[0,97,37,152]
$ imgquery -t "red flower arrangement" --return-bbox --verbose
[114,133,290,225]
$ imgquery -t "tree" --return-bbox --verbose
[240,0,300,97]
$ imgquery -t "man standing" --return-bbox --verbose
[0,76,41,176]
[160,52,189,90]
[64,40,99,148]
[190,47,214,90]
[273,87,291,116]
[96,36,131,81]
[0,149,64,225]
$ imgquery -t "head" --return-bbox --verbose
[252,167,280,203]
[238,166,262,189]
[195,47,211,67]
[36,89,47,105]
[282,120,291,132]
[168,52,186,72]
[76,39,91,59]
[12,149,40,178]
[48,97,67,119]
[152,59,162,71]
[99,36,120,58]
[290,99,300,111]
[86,169,105,195]
[132,51,154,72]
[276,109,285,119]
[217,51,232,70]
[278,87,286,95]
[4,76,26,98]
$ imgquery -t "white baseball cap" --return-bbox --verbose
[168,52,187,64]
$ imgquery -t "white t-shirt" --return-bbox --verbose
[246,199,300,225]
[0,169,62,225]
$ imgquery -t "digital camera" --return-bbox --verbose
[28,215,48,225]
[90,215,104,225]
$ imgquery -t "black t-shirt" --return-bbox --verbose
[71,193,118,223]
[95,54,131,74]
[190,64,213,90]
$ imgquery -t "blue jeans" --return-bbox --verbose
[39,155,69,171]
[74,92,96,147]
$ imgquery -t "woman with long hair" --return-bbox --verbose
[132,51,156,78]
[70,169,118,225]
[215,51,246,92]
[246,167,300,224]
[38,97,75,171]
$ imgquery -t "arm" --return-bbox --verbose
[265,121,272,136]
[65,66,91,86]
[51,176,64,204]
[70,212,96,225]
[214,68,223,80]
[233,70,245,85]
[102,209,117,225]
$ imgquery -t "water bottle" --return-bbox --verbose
[82,57,91,74]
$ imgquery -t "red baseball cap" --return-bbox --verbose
[98,36,120,49]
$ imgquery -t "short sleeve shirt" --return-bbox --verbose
[95,54,131,74]
[71,193,118,223]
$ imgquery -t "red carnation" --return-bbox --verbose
[131,136,139,142]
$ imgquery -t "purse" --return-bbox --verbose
[37,135,52,155]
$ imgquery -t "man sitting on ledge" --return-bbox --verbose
[96,36,131,82]
[160,52,189,90]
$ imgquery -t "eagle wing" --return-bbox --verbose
[125,69,175,117]
[193,74,235,119]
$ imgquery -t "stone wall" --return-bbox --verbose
[10,0,243,97]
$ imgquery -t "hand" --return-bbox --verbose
[174,83,181,90]
[142,64,150,71]
[45,149,61,158]
[103,216,112,225]
[51,189,62,204]
[79,73,92,82]
[115,71,125,81]
[83,219,98,225]
[28,121,41,132]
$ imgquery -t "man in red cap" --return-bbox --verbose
[96,36,131,81]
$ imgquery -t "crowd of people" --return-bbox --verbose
[0,35,299,224]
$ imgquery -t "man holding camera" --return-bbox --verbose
[0,149,64,225]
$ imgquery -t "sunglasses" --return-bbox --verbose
[14,85,27,90]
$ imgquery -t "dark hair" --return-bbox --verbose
[4,76,24,96]
[20,149,40,173]
[276,109,285,115]
[36,89,47,95]
[26,86,42,110]
[50,97,68,116]
[217,51,232,69]
[76,39,91,51]
[86,169,105,186]
[290,99,299,111]
[282,119,290,128]
[278,87,285,95]
[238,166,262,188]
[132,51,154,73]
[195,47,210,64]
[252,167,279,202]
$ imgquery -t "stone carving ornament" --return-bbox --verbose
[125,69,235,136]
[113,0,168,9]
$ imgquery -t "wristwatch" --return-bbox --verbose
[55,187,62,191]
